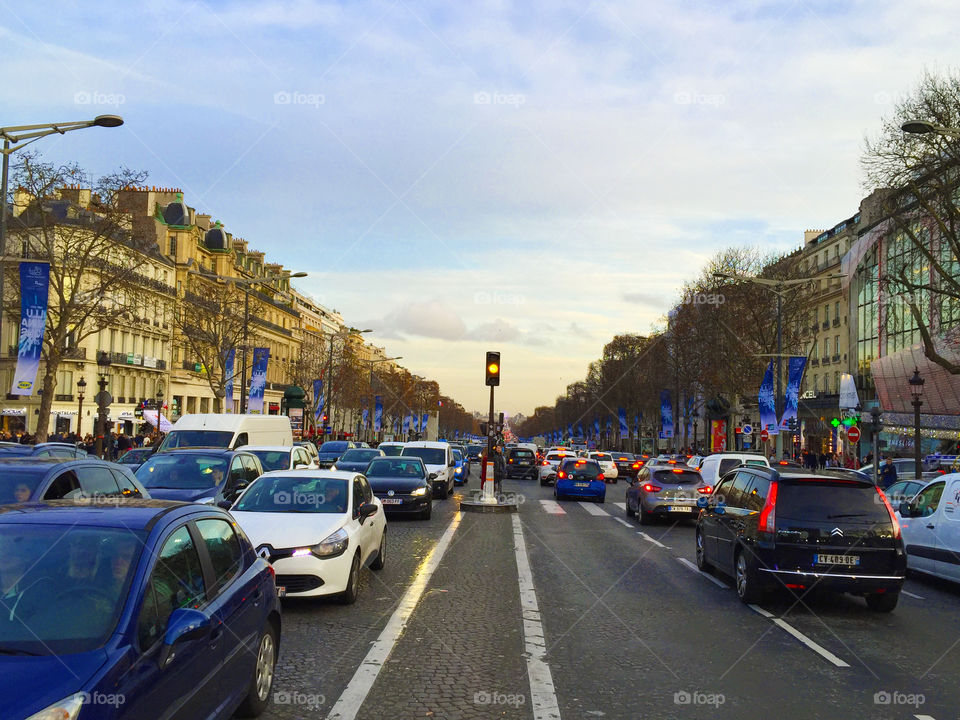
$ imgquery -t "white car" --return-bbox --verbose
[698,453,770,488]
[587,451,619,482]
[230,470,386,603]
[401,441,455,498]
[540,449,578,486]
[241,445,318,472]
[896,473,960,582]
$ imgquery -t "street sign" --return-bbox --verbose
[742,424,753,435]
[847,426,861,443]
[734,426,742,435]
[760,429,769,442]
[94,391,113,407]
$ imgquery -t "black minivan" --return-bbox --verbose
[695,465,906,611]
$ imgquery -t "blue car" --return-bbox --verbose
[554,458,606,502]
[452,448,470,486]
[0,500,281,719]
[136,448,263,506]
[316,440,356,469]
[0,458,149,504]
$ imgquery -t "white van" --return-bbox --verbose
[401,441,455,498]
[159,414,293,451]
[698,452,770,487]
[897,473,960,582]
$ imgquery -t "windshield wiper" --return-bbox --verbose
[0,646,41,656]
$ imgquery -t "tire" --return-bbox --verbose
[339,553,361,605]
[625,499,635,517]
[734,550,763,604]
[865,591,899,612]
[437,480,449,500]
[235,622,278,717]
[419,502,432,520]
[597,495,605,503]
[695,529,713,573]
[370,531,385,571]
[638,508,653,525]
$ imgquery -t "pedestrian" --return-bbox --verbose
[493,445,505,496]
[880,456,898,488]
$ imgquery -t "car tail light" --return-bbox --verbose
[596,473,605,481]
[631,462,640,469]
[541,460,549,466]
[758,481,778,533]
[557,471,566,479]
[508,458,513,463]
[876,486,901,539]
[697,485,713,494]
[671,468,684,474]
[643,483,662,493]
[785,583,806,590]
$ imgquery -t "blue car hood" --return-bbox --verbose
[335,461,368,473]
[1,649,108,718]
[145,487,217,502]
[368,476,429,493]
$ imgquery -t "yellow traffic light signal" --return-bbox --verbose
[485,351,501,386]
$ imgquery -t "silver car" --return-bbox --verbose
[625,463,712,525]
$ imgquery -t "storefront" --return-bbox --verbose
[0,408,26,435]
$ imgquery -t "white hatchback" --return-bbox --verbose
[587,451,619,482]
[231,470,386,603]
[241,445,318,473]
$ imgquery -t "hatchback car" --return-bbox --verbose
[554,458,606,502]
[0,500,281,720]
[315,440,357,468]
[332,448,385,473]
[505,447,538,480]
[587,452,619,482]
[117,446,157,471]
[696,466,905,610]
[377,442,406,457]
[452,448,470,485]
[230,471,386,603]
[243,445,318,472]
[366,456,434,519]
[0,458,148,504]
[626,464,711,524]
[136,448,263,506]
[539,449,577,486]
[611,452,643,479]
[0,442,88,459]
[466,444,484,462]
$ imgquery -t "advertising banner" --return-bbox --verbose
[11,262,50,396]
[224,349,236,413]
[758,361,778,433]
[779,357,807,431]
[374,396,383,432]
[247,348,270,414]
[660,390,673,439]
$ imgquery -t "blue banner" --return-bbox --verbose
[421,413,429,434]
[361,407,369,428]
[247,347,270,414]
[779,357,807,431]
[593,418,600,437]
[660,390,673,438]
[618,408,629,435]
[606,417,613,436]
[374,396,383,432]
[567,424,573,438]
[313,379,324,421]
[635,412,641,435]
[758,361,778,434]
[224,348,236,413]
[11,262,50,396]
[403,413,411,434]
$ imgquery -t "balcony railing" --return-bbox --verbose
[832,354,841,363]
[822,321,830,330]
[810,358,820,367]
[54,394,73,402]
[832,317,841,327]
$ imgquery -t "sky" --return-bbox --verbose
[2,0,959,415]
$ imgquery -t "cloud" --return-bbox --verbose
[622,291,670,308]
[366,300,467,341]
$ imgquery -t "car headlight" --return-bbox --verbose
[26,694,85,720]
[455,467,462,474]
[411,487,428,496]
[329,464,337,471]
[310,527,350,558]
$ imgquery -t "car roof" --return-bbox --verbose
[257,469,360,481]
[403,441,450,449]
[0,499,202,529]
[154,448,239,456]
[240,446,296,452]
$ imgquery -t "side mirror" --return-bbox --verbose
[358,502,378,520]
[159,608,211,669]
[714,502,726,515]
[428,472,438,481]
[898,501,912,518]
[696,496,709,509]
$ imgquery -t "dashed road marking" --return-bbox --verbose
[636,531,669,549]
[745,604,849,667]
[513,514,562,720]
[327,512,464,720]
[614,517,633,528]
[539,499,566,515]
[677,557,729,588]
[902,590,925,600]
[578,501,610,516]
[613,502,627,511]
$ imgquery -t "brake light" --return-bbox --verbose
[758,481,778,533]
[697,485,713,494]
[557,471,566,479]
[631,462,641,469]
[671,468,684,474]
[541,460,549,466]
[642,483,662,493]
[596,473,605,481]
[508,459,513,463]
[876,486,901,539]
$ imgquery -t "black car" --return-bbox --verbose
[0,457,149,504]
[116,446,157,471]
[333,448,385,473]
[466,444,484,462]
[136,448,263,506]
[505,447,537,479]
[611,452,644,480]
[365,456,434,519]
[0,442,88,459]
[316,440,357,468]
[696,466,906,611]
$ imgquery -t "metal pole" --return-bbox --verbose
[77,392,83,437]
[239,288,250,414]
[775,290,783,459]
[486,384,495,487]
[0,141,8,352]
[914,398,922,480]
[325,334,334,432]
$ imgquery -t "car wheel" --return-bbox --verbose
[437,481,449,500]
[597,495,605,503]
[339,552,361,605]
[420,502,432,520]
[695,529,712,573]
[865,591,899,612]
[638,508,652,525]
[625,499,635,517]
[370,531,385,571]
[735,550,763,604]
[235,622,278,717]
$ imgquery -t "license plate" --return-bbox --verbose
[381,498,403,504]
[575,482,590,487]
[277,586,286,597]
[815,554,860,566]
[668,506,693,512]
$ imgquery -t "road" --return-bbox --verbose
[261,472,960,720]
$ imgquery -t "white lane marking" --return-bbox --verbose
[748,604,774,618]
[771,619,849,667]
[539,499,566,515]
[578,502,610,516]
[614,518,633,528]
[327,512,463,720]
[902,590,925,600]
[636,531,669,549]
[677,557,729,588]
[512,514,562,720]
[613,502,627,511]
[914,715,937,719]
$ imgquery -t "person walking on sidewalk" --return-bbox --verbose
[493,445,505,496]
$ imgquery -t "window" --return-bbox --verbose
[834,301,840,320]
[75,466,122,497]
[168,236,177,256]
[44,471,81,500]
[823,337,830,356]
[353,478,364,516]
[813,375,819,393]
[110,468,142,497]
[834,372,840,393]
[742,474,770,513]
[195,518,243,592]
[241,454,260,481]
[137,525,206,649]
[360,476,373,503]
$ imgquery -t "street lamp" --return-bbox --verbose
[866,406,884,487]
[901,120,960,138]
[909,368,924,479]
[0,115,124,343]
[76,377,87,437]
[368,356,402,442]
[94,351,113,458]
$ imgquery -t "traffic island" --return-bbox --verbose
[459,490,518,513]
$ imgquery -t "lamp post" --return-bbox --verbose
[76,377,86,437]
[909,368,924,480]
[368,356,401,443]
[901,120,960,138]
[0,115,123,344]
[866,406,884,487]
[324,327,372,437]
[94,352,113,459]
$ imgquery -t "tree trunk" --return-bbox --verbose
[35,352,61,442]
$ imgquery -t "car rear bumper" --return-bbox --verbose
[641,498,698,516]
[556,481,605,499]
[758,567,905,593]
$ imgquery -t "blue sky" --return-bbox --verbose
[3,0,959,413]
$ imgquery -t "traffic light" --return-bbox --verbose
[485,351,501,386]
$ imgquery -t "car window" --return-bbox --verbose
[110,468,142,498]
[43,471,82,500]
[229,456,246,483]
[914,481,945,517]
[234,432,248,448]
[360,476,373,503]
[718,458,742,476]
[725,471,753,508]
[75,466,122,497]
[242,455,261,481]
[742,475,770,513]
[137,525,206,650]
[352,478,364,516]
[249,450,291,472]
[195,518,244,593]
[33,449,53,458]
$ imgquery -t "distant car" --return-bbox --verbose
[295,440,320,463]
[316,440,357,468]
[231,470,386,602]
[587,451,619,482]
[505,447,537,480]
[243,445,318,472]
[0,500,281,720]
[610,452,642,479]
[466,444,484,462]
[698,453,770,488]
[452,448,470,485]
[332,448,385,473]
[626,464,711,524]
[377,442,406,457]
[859,458,938,483]
[0,442,88,459]
[0,458,148,504]
[116,446,157,471]
[401,442,455,498]
[539,449,577,486]
[554,458,606,502]
[365,456,434,519]
[136,448,262,506]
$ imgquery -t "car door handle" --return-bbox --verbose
[252,587,263,604]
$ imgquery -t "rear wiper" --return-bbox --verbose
[826,513,868,519]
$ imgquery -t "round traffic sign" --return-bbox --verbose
[760,429,769,442]
[847,426,861,443]
[742,424,753,435]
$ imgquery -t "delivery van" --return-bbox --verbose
[158,414,293,451]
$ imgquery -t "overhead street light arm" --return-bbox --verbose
[0,116,124,153]
[901,120,960,139]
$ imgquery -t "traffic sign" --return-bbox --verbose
[734,426,742,435]
[847,426,861,443]
[760,429,769,442]
[94,391,113,407]
[742,424,753,435]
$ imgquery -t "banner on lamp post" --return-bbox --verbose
[374,396,383,432]
[224,349,236,413]
[758,361,779,433]
[11,262,50,396]
[660,390,674,439]
[779,357,807,431]
[313,379,324,422]
[247,348,269,414]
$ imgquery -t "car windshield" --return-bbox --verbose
[0,524,143,655]
[319,442,348,454]
[467,445,483,454]
[233,476,348,513]
[402,448,446,465]
[137,454,230,489]
[511,450,534,459]
[248,450,292,472]
[367,458,425,478]
[159,430,234,450]
[778,482,891,523]
[379,445,404,457]
[653,469,701,485]
[118,449,148,464]
[453,449,463,461]
[341,449,380,462]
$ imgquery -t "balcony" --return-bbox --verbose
[832,318,840,327]
[822,321,830,330]
[810,358,820,367]
[832,354,841,363]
